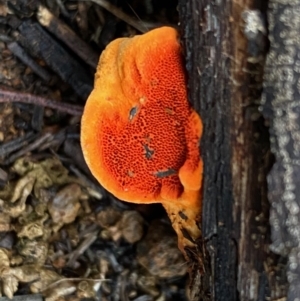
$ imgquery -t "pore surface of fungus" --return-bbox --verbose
[81,26,203,254]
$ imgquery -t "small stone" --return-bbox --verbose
[121,210,144,244]
[137,220,187,278]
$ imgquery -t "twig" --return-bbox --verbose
[87,0,148,33]
[0,89,83,116]
[0,34,13,43]
[7,42,51,82]
[40,277,110,292]
[0,167,8,182]
[106,250,123,273]
[6,132,53,164]
[69,164,106,198]
[55,0,71,18]
[38,129,67,152]
[0,132,36,158]
[66,231,99,267]
[0,295,43,301]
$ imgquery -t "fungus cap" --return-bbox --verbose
[81,27,203,251]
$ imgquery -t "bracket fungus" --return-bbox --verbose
[81,27,203,257]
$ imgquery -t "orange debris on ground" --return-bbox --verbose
[81,26,203,255]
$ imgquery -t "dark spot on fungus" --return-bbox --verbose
[154,168,176,178]
[179,211,188,221]
[143,144,154,159]
[129,106,139,121]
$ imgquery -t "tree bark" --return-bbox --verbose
[262,1,300,300]
[178,0,291,300]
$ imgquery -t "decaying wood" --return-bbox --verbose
[17,20,93,99]
[36,5,98,69]
[262,0,300,300]
[179,0,287,300]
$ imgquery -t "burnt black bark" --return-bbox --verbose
[178,0,289,300]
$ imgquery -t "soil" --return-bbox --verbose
[0,1,189,300]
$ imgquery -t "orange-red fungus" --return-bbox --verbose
[81,26,203,255]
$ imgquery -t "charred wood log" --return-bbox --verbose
[179,0,288,300]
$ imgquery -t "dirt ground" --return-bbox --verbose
[0,1,189,300]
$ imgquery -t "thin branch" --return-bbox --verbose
[88,0,148,33]
[0,295,43,301]
[6,133,53,165]
[0,89,83,116]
